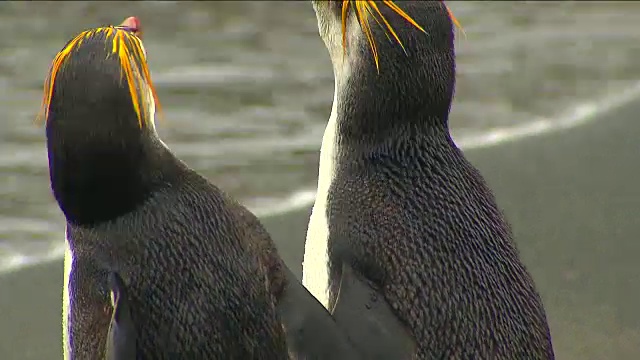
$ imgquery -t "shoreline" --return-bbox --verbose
[3,80,639,276]
[2,98,640,359]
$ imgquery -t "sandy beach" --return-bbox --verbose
[2,97,639,359]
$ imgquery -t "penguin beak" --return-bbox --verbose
[116,16,142,37]
[115,16,147,58]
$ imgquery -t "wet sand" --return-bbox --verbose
[1,99,639,359]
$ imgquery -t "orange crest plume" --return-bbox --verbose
[340,0,464,71]
[38,18,161,128]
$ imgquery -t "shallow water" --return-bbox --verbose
[2,1,639,268]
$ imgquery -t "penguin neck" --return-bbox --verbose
[46,115,173,226]
[332,61,455,158]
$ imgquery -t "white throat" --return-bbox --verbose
[302,86,339,309]
[62,226,73,360]
[302,10,359,309]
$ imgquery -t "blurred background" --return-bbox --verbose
[1,1,639,359]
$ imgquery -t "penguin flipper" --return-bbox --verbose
[105,272,137,360]
[331,263,416,360]
[276,266,364,360]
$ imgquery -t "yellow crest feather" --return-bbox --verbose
[38,26,161,128]
[340,0,464,71]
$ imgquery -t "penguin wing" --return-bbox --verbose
[276,265,364,360]
[105,272,137,360]
[331,263,416,359]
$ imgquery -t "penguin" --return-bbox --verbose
[302,1,556,359]
[44,17,289,359]
[105,272,136,360]
[44,16,403,360]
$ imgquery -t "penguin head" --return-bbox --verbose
[40,16,161,143]
[312,1,461,123]
[41,17,168,225]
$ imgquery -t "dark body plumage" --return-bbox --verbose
[46,29,288,359]
[314,2,555,358]
[62,165,288,359]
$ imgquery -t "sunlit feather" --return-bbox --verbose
[340,0,464,71]
[38,24,161,128]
